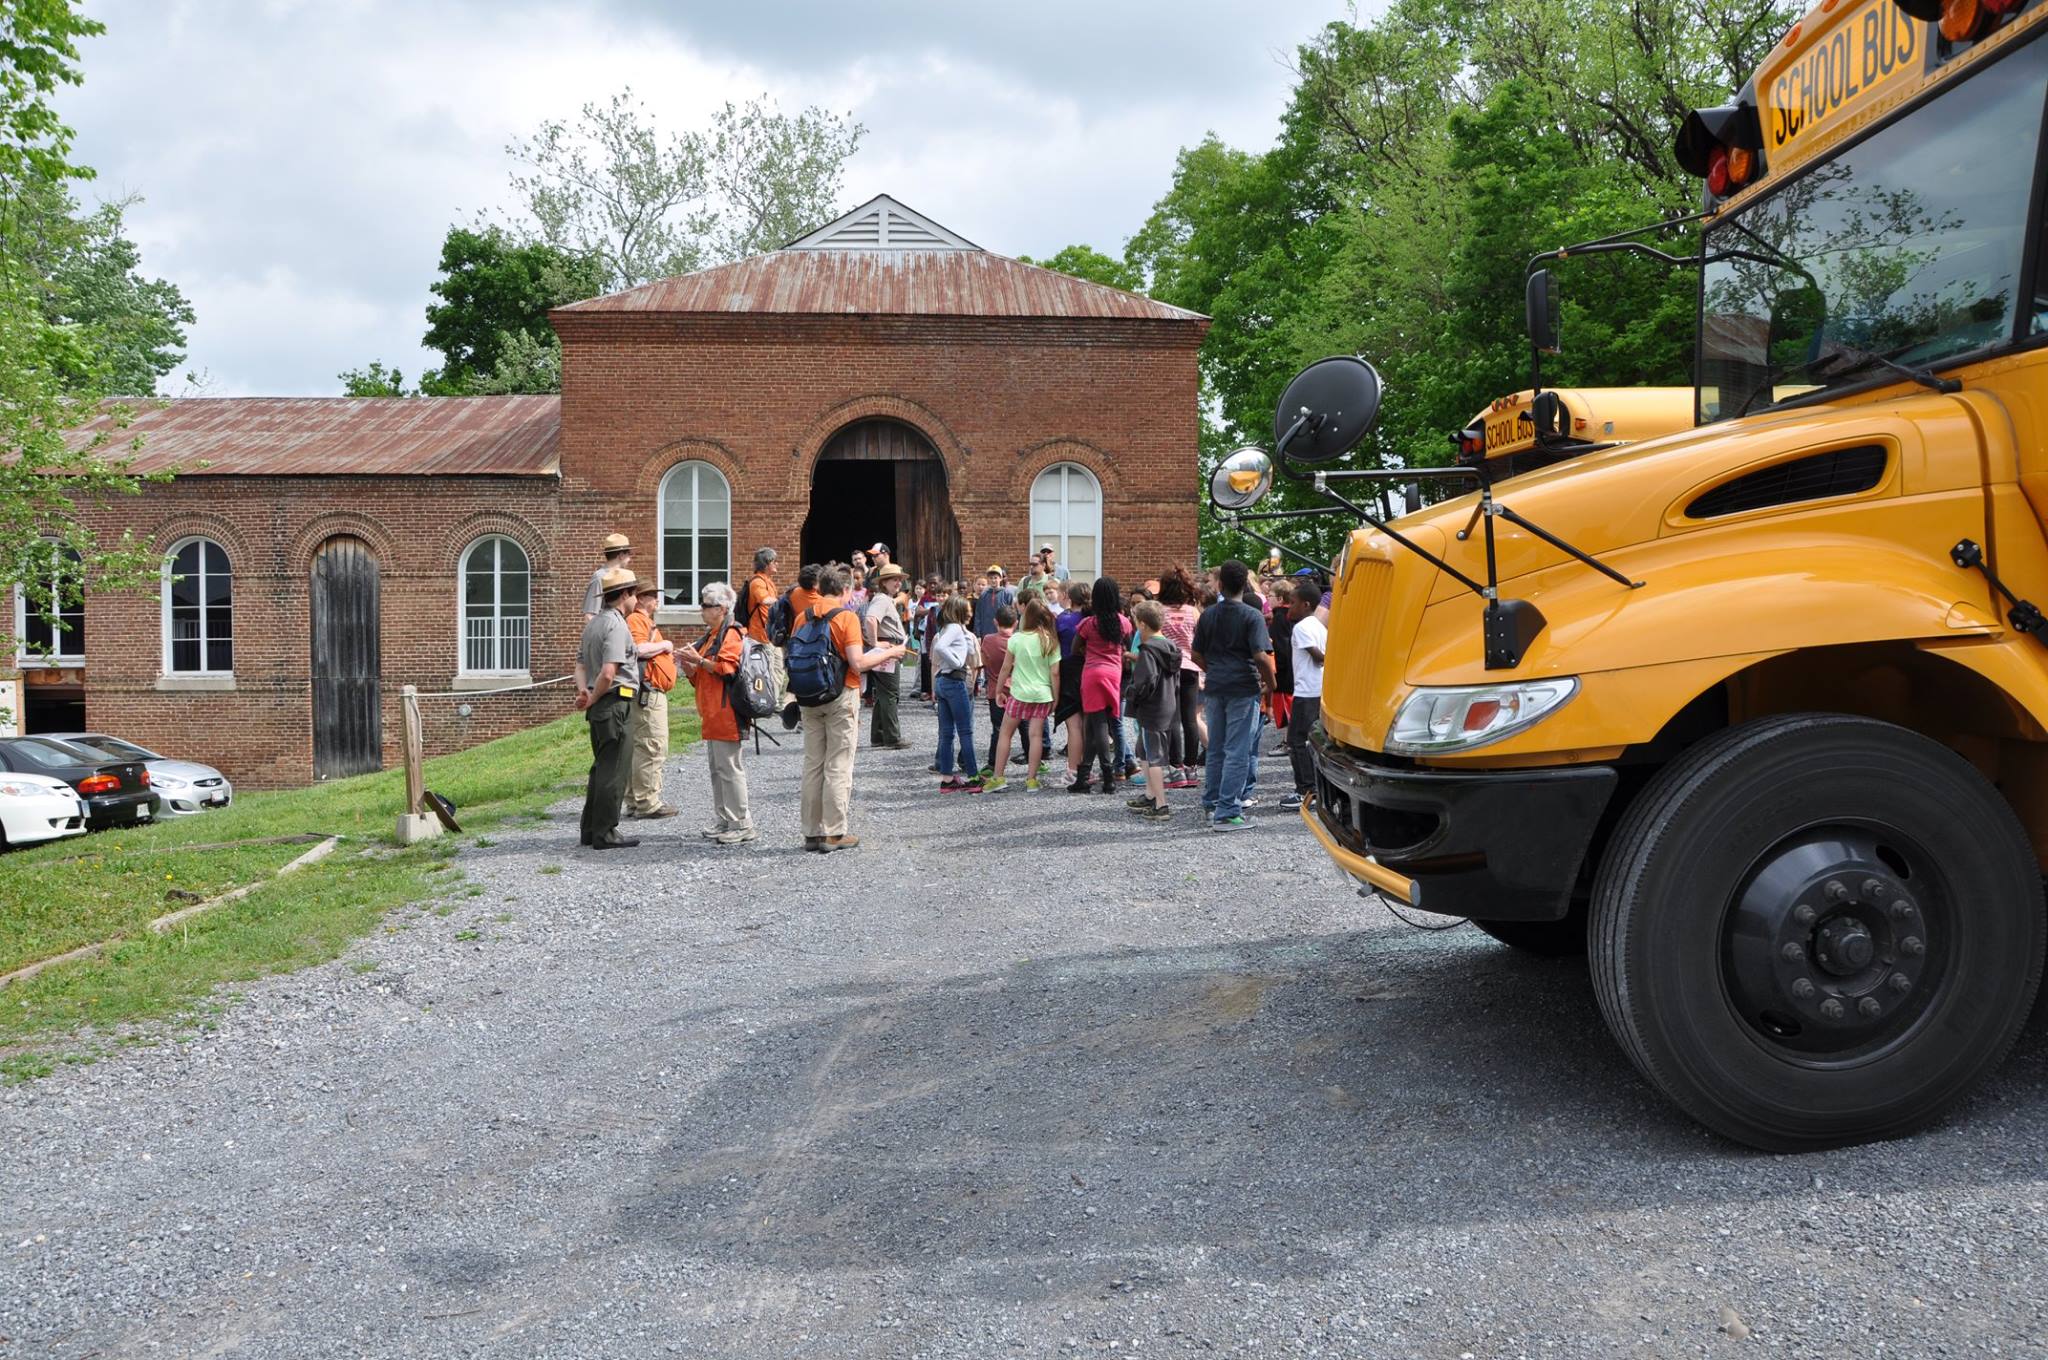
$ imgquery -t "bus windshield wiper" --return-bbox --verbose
[1815,349,1962,395]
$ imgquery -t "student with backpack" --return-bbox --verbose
[676,581,754,844]
[786,564,905,852]
[930,595,980,792]
[1124,600,1182,822]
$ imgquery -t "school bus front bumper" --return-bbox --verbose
[1305,729,1617,921]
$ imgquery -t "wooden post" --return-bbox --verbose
[394,683,440,845]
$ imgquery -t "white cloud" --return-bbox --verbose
[62,0,1360,395]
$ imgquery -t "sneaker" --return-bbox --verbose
[1126,795,1154,810]
[1120,760,1140,780]
[1240,797,1260,809]
[714,827,758,845]
[1280,792,1305,811]
[804,836,824,852]
[1166,776,1200,791]
[977,765,996,781]
[1025,777,1043,792]
[1011,751,1029,766]
[820,834,862,852]
[699,826,725,840]
[981,777,1009,793]
[929,764,943,774]
[630,804,679,820]
[1138,803,1171,823]
[1210,815,1251,832]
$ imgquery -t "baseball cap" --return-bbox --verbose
[869,542,888,554]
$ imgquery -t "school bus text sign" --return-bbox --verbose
[1762,0,1921,165]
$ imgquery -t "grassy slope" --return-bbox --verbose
[0,699,699,1077]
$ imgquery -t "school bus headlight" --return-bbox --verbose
[1385,678,1580,756]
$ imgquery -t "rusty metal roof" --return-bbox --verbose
[68,396,561,477]
[556,250,1207,323]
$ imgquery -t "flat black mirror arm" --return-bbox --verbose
[1215,514,1340,575]
[1302,475,1491,599]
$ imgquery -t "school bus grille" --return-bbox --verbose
[1325,549,1396,740]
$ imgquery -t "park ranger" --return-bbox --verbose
[574,565,641,850]
[582,532,633,622]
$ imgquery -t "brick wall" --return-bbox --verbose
[69,475,571,789]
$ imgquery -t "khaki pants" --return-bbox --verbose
[626,690,671,813]
[800,685,860,839]
[706,738,751,832]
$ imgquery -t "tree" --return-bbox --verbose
[419,225,604,392]
[1,1,169,682]
[337,361,413,397]
[1019,244,1144,293]
[503,90,863,292]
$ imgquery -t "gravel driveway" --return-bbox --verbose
[4,693,2046,1358]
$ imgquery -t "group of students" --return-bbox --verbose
[913,557,1329,831]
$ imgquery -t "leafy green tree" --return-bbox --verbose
[418,225,604,392]
[1,1,171,683]
[505,90,863,291]
[1020,244,1144,293]
[337,361,413,397]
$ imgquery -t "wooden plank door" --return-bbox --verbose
[311,535,382,779]
[895,459,961,583]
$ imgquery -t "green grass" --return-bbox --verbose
[0,700,698,1072]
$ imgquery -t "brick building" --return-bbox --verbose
[5,197,1207,787]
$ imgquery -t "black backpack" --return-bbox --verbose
[729,638,780,725]
[766,590,797,647]
[735,576,761,630]
[785,607,850,706]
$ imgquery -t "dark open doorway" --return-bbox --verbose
[800,419,961,581]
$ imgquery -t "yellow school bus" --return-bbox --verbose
[1257,0,2048,1149]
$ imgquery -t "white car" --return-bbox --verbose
[48,733,234,815]
[0,771,89,849]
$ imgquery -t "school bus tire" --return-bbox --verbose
[1588,712,2044,1151]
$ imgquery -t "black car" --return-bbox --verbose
[0,737,160,830]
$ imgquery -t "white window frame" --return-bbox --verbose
[457,535,532,676]
[161,537,233,676]
[1030,462,1103,582]
[657,461,732,605]
[14,546,84,667]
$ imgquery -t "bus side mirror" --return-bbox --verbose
[1526,270,1561,355]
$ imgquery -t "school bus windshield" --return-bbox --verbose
[1697,37,2046,424]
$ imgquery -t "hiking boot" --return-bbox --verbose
[820,834,862,852]
[1210,815,1250,832]
[1138,802,1171,823]
[804,836,825,852]
[714,827,758,845]
[1067,778,1093,794]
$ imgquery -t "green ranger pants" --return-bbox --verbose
[870,667,901,747]
[580,691,632,845]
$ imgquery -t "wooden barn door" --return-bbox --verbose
[310,536,382,779]
[896,459,961,582]
[803,419,961,582]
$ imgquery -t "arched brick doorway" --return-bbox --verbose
[801,418,962,582]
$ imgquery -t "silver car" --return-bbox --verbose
[46,733,234,814]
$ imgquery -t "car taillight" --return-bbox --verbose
[138,768,151,787]
[78,774,118,795]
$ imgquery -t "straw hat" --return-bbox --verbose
[599,566,638,596]
[876,564,909,583]
[602,532,632,553]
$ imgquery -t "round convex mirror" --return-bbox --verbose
[1209,447,1274,512]
[1273,355,1384,464]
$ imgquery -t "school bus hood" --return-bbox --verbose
[1320,390,1998,754]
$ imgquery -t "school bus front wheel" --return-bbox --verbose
[1586,712,2044,1152]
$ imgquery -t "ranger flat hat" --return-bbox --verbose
[876,564,909,583]
[602,532,632,552]
[599,566,639,596]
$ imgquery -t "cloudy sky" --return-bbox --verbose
[59,0,1362,397]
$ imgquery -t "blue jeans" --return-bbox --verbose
[935,674,975,776]
[1201,693,1262,821]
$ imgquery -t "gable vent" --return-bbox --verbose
[1685,445,1888,519]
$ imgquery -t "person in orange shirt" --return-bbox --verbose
[624,581,678,820]
[777,562,821,730]
[677,580,753,844]
[743,547,780,646]
[797,564,904,853]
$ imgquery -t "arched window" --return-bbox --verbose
[659,461,730,603]
[1030,463,1101,581]
[15,546,83,663]
[459,536,531,673]
[163,538,232,674]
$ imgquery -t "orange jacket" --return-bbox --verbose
[689,621,746,742]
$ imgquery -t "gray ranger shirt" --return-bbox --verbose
[577,607,638,698]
